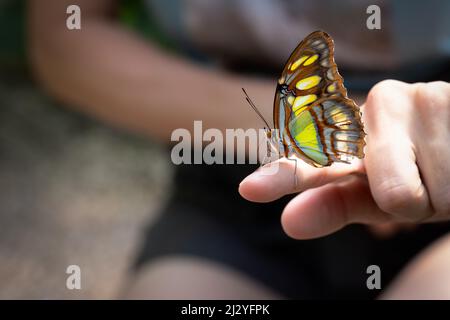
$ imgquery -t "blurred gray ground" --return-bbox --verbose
[0,75,173,299]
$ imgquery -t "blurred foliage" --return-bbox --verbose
[0,0,176,74]
[118,0,176,51]
[0,0,26,72]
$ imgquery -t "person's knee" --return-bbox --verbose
[382,232,450,299]
[121,255,282,299]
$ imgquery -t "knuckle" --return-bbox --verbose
[414,82,450,116]
[428,81,450,92]
[367,80,406,102]
[369,79,405,94]
[364,80,409,118]
[374,180,427,219]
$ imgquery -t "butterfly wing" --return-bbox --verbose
[273,30,365,167]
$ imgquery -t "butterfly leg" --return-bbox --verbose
[286,157,299,188]
[258,136,277,167]
[257,139,269,167]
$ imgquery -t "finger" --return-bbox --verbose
[281,174,391,240]
[412,82,450,219]
[363,81,431,221]
[415,145,450,220]
[239,157,364,203]
[365,136,429,220]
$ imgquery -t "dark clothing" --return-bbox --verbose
[135,162,450,299]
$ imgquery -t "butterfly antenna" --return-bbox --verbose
[242,88,271,129]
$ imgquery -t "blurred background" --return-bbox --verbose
[0,0,172,298]
[2,0,450,300]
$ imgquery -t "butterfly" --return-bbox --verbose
[244,30,366,168]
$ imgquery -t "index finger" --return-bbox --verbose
[238,157,364,202]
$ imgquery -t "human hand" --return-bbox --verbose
[239,80,450,239]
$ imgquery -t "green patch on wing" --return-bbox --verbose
[289,110,329,166]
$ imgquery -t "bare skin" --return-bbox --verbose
[29,1,450,299]
[240,80,450,237]
[122,256,282,299]
[28,0,273,141]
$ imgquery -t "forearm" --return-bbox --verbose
[28,3,273,141]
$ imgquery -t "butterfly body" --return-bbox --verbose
[269,30,366,167]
